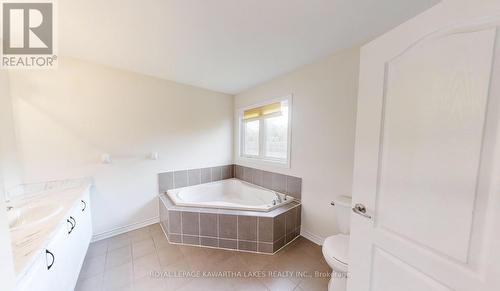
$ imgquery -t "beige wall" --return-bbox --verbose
[6,47,358,242]
[8,58,234,236]
[234,47,360,242]
[0,70,22,193]
[0,71,16,291]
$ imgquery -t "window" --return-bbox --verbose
[243,119,260,156]
[239,97,291,165]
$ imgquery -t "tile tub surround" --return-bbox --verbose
[234,165,302,200]
[158,165,234,192]
[159,194,301,254]
[158,164,302,200]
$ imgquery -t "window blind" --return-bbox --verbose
[243,102,281,120]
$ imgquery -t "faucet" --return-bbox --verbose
[4,190,13,211]
[5,198,13,211]
[274,192,282,204]
[5,195,13,211]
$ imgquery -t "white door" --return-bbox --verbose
[348,1,500,291]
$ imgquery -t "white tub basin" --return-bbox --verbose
[8,203,63,231]
[167,178,294,212]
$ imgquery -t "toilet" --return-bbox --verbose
[322,195,351,291]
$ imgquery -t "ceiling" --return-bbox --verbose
[59,0,439,94]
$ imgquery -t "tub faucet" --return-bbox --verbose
[5,198,13,211]
[274,192,282,204]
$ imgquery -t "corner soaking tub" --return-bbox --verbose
[166,178,293,212]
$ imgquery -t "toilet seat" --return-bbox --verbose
[322,234,349,272]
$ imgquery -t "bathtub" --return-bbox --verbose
[166,178,294,212]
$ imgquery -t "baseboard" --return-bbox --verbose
[301,229,326,246]
[91,216,159,242]
[91,218,325,246]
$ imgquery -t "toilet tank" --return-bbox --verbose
[333,196,352,234]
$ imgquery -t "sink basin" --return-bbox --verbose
[8,203,63,231]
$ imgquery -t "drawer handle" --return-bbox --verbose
[81,200,87,211]
[67,216,76,234]
[70,216,76,231]
[67,219,74,234]
[46,249,55,270]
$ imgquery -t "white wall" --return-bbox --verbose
[234,47,360,242]
[7,48,358,242]
[0,71,16,291]
[0,70,22,193]
[8,57,234,236]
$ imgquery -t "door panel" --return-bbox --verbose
[348,1,500,291]
[377,28,495,263]
[371,248,450,291]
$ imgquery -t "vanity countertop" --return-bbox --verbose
[9,183,91,281]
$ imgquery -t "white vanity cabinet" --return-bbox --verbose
[14,227,68,291]
[16,190,92,291]
[65,192,92,290]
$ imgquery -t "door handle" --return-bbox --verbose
[352,203,372,219]
[46,249,55,270]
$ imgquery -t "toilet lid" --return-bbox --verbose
[323,234,349,265]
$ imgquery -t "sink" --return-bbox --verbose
[8,203,63,231]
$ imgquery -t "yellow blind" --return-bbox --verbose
[243,102,281,120]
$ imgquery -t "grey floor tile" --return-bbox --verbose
[103,262,133,291]
[78,227,327,291]
[75,273,103,291]
[79,254,106,279]
[132,238,156,259]
[133,252,161,280]
[106,245,132,269]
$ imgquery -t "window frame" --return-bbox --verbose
[237,95,292,168]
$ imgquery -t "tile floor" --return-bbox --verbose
[75,224,331,291]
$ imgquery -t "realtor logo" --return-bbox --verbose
[1,1,57,68]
